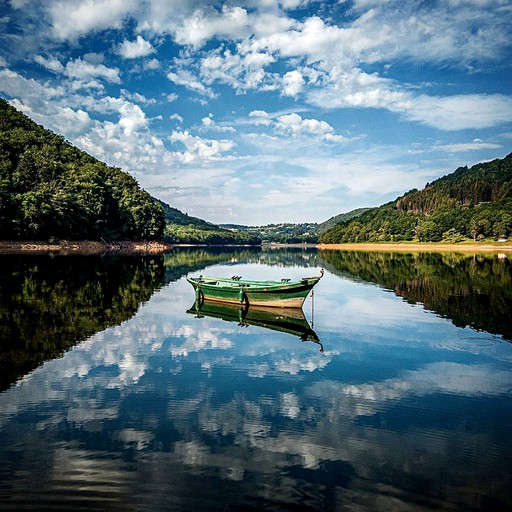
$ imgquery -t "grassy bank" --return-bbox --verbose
[316,242,512,252]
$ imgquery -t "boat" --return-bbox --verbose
[187,301,323,351]
[186,269,323,309]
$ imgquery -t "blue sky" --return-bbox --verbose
[0,0,511,225]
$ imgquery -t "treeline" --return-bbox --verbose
[0,98,164,241]
[320,153,512,244]
[240,223,318,244]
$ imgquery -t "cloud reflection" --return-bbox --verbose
[1,273,511,511]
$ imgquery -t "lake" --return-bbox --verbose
[1,247,511,511]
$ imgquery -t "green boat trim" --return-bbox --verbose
[187,300,323,351]
[187,269,324,308]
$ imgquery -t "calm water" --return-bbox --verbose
[1,247,511,511]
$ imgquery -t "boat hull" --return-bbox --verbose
[186,271,322,309]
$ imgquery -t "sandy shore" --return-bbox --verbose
[316,242,512,252]
[0,240,173,254]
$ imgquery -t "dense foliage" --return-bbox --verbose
[320,153,512,244]
[0,98,165,240]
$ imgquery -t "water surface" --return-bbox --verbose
[1,247,511,511]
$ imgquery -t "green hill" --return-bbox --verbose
[158,199,214,228]
[317,208,371,234]
[320,153,512,244]
[0,98,164,241]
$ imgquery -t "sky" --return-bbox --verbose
[0,0,511,226]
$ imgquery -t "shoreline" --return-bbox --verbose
[0,240,173,254]
[1,240,511,254]
[316,242,512,252]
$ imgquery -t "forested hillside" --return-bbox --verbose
[0,98,164,241]
[320,153,512,244]
[316,208,371,234]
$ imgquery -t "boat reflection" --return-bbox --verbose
[187,300,324,352]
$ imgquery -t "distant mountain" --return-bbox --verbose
[320,153,512,244]
[219,210,370,243]
[220,222,319,243]
[157,200,261,245]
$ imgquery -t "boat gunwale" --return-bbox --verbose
[187,270,323,291]
[186,269,323,308]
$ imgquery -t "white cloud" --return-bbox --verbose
[144,58,160,70]
[200,47,275,92]
[34,54,65,73]
[170,113,183,124]
[120,89,155,104]
[167,68,214,97]
[202,114,214,127]
[248,110,272,126]
[307,68,512,131]
[342,362,512,412]
[49,0,138,40]
[117,102,149,136]
[0,68,65,100]
[246,111,346,143]
[118,35,155,59]
[168,130,236,163]
[173,5,251,48]
[275,113,341,141]
[83,52,104,64]
[306,67,407,109]
[65,57,121,84]
[0,71,93,138]
[434,139,503,153]
[281,70,304,97]
[35,54,120,85]
[404,94,512,131]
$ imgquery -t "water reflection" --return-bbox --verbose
[0,254,166,391]
[1,248,511,511]
[188,300,323,350]
[318,250,512,342]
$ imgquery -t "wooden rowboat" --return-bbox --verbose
[187,269,323,308]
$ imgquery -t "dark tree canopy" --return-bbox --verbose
[0,98,165,241]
